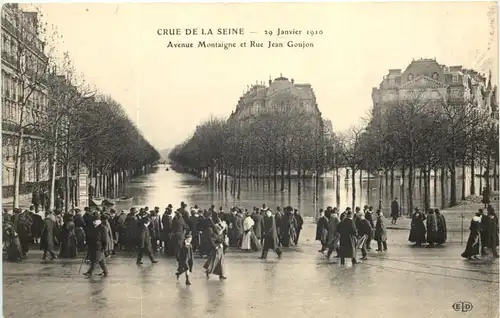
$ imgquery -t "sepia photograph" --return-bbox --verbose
[1,1,499,317]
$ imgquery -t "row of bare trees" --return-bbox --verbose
[334,87,499,212]
[169,92,326,198]
[3,5,159,210]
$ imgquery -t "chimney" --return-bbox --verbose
[269,75,272,86]
[291,78,295,85]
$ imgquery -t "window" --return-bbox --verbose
[432,72,439,80]
[453,75,459,82]
[408,73,414,81]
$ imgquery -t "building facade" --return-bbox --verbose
[229,75,322,126]
[371,58,497,120]
[2,4,50,196]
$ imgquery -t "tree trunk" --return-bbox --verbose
[280,160,285,192]
[390,168,395,198]
[479,164,483,192]
[440,166,446,209]
[461,163,466,201]
[423,167,429,211]
[287,161,292,191]
[408,164,414,215]
[237,164,242,199]
[486,152,491,190]
[449,163,457,206]
[335,167,340,208]
[297,164,301,196]
[64,162,70,213]
[359,169,363,197]
[401,166,406,216]
[12,129,25,209]
[418,169,422,191]
[49,130,59,211]
[351,168,356,211]
[367,170,371,204]
[494,158,499,191]
[470,144,476,195]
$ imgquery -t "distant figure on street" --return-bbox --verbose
[316,209,329,252]
[84,214,108,277]
[260,209,282,260]
[176,234,194,285]
[337,210,358,265]
[374,210,388,252]
[426,209,438,248]
[136,217,158,265]
[435,209,447,245]
[482,187,491,208]
[390,198,399,224]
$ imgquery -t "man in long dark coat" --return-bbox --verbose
[31,188,40,212]
[16,210,32,257]
[231,210,244,248]
[171,210,188,257]
[260,209,282,259]
[364,206,375,250]
[137,217,158,265]
[84,215,109,276]
[162,207,173,255]
[316,209,329,252]
[149,210,162,252]
[252,208,264,245]
[280,206,297,247]
[426,209,438,248]
[293,209,304,245]
[40,211,57,260]
[480,208,492,256]
[355,213,372,260]
[274,207,283,244]
[435,209,447,245]
[409,207,427,246]
[390,198,400,224]
[487,208,499,258]
[337,211,358,265]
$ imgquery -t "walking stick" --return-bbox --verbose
[78,251,88,274]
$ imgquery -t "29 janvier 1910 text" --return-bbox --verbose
[166,40,315,50]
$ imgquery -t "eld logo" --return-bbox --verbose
[452,301,474,312]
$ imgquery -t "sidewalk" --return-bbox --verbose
[387,202,500,232]
[2,193,33,210]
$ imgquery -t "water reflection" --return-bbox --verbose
[112,166,491,218]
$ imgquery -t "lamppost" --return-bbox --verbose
[377,167,384,211]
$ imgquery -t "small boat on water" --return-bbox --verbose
[115,196,133,203]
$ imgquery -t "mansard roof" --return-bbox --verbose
[399,75,448,89]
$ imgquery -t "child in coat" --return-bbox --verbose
[176,234,194,285]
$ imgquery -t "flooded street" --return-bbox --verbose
[3,166,499,318]
[113,165,488,218]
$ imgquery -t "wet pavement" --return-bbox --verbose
[3,224,499,318]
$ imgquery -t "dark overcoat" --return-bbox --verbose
[426,214,438,243]
[316,216,328,241]
[252,213,264,239]
[487,215,499,248]
[337,218,358,258]
[262,215,279,250]
[436,213,448,244]
[374,216,387,242]
[391,200,399,218]
[409,212,426,243]
[40,217,56,250]
[138,224,153,253]
[86,224,108,262]
[461,218,481,258]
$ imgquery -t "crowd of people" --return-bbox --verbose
[2,202,305,285]
[2,199,498,283]
[315,205,387,265]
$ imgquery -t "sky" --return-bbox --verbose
[33,2,498,151]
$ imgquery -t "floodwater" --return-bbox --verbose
[111,165,492,218]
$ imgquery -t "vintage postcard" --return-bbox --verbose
[1,1,499,317]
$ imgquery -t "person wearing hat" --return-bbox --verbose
[461,211,483,260]
[136,217,158,265]
[374,209,388,252]
[260,208,282,260]
[176,234,194,285]
[171,209,189,258]
[149,210,161,252]
[162,207,174,256]
[293,209,303,245]
[409,207,426,247]
[337,210,358,265]
[83,215,108,276]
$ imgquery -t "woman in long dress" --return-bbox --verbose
[3,222,22,262]
[59,214,78,258]
[241,213,255,252]
[203,231,227,280]
[408,208,426,246]
[461,214,482,260]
